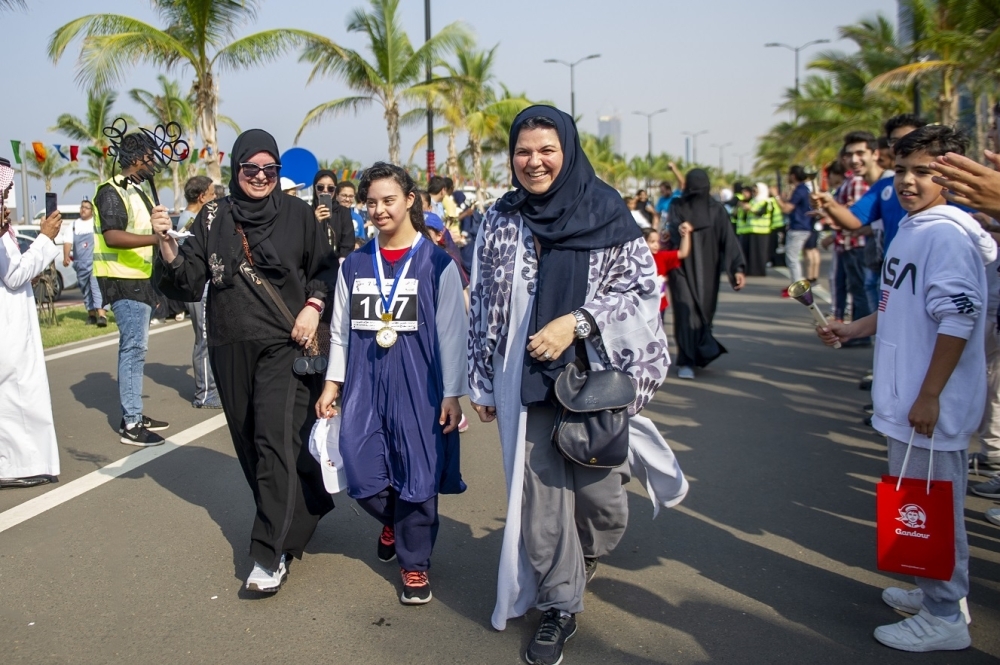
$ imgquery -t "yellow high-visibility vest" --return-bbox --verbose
[745,199,777,235]
[92,178,154,280]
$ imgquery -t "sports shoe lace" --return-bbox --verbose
[380,525,395,546]
[402,570,427,587]
[534,611,563,645]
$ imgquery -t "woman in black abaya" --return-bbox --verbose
[154,130,338,593]
[666,169,746,380]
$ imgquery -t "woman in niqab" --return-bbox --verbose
[468,105,688,665]
[154,129,338,594]
[666,168,746,380]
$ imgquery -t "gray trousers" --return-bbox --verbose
[522,406,630,614]
[977,321,1000,458]
[887,437,969,618]
[186,294,218,406]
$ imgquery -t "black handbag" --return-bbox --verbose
[551,341,636,469]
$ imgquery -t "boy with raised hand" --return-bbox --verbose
[817,125,997,652]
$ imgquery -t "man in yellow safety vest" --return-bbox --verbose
[93,133,173,447]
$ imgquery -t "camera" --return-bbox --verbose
[293,354,328,376]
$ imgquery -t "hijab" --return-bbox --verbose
[671,168,725,230]
[753,183,770,203]
[208,129,288,288]
[311,169,338,210]
[495,105,641,405]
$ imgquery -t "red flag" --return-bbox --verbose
[32,142,47,162]
[218,151,225,164]
[69,145,79,162]
[102,146,110,157]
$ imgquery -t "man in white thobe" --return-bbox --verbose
[0,157,62,488]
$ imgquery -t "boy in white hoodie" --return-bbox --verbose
[819,125,996,653]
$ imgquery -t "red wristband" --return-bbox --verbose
[305,300,323,314]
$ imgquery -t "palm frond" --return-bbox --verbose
[213,28,329,71]
[295,96,375,143]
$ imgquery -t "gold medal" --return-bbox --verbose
[381,312,393,323]
[376,325,398,348]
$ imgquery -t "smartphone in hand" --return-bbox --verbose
[318,193,333,211]
[45,192,58,218]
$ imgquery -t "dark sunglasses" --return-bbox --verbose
[315,184,336,193]
[239,162,280,179]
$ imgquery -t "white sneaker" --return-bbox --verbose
[245,555,287,593]
[873,608,971,652]
[986,507,1000,527]
[458,414,469,434]
[677,366,695,380]
[882,588,971,624]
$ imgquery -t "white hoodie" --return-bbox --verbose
[871,205,995,451]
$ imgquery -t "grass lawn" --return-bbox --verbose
[40,306,117,349]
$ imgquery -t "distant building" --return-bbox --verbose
[598,115,622,155]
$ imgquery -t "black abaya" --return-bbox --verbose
[667,171,745,368]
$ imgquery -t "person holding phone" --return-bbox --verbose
[0,157,63,488]
[62,199,107,327]
[311,170,355,262]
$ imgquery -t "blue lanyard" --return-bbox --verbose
[371,236,422,320]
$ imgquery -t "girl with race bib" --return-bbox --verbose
[315,162,467,606]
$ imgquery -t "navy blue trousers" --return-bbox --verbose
[356,488,439,571]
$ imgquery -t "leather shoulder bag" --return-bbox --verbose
[551,339,636,469]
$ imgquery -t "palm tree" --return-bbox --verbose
[50,89,132,189]
[1,0,26,10]
[49,0,318,182]
[26,150,75,193]
[296,0,471,164]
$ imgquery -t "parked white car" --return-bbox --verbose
[15,233,78,299]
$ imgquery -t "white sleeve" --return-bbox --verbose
[925,230,984,340]
[325,274,351,383]
[436,261,468,398]
[0,234,60,290]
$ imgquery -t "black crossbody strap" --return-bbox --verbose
[235,223,297,329]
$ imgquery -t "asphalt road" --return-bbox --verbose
[1,272,998,664]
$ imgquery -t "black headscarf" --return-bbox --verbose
[311,169,338,209]
[209,129,288,288]
[495,105,641,405]
[671,168,719,230]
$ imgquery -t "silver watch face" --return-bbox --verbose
[576,321,591,338]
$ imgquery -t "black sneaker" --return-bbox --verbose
[378,525,397,563]
[526,609,577,665]
[120,424,165,447]
[141,415,169,431]
[584,557,598,584]
[86,315,97,325]
[863,403,874,414]
[859,374,873,390]
[400,569,432,605]
[96,315,108,328]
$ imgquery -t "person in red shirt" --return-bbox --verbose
[645,222,692,317]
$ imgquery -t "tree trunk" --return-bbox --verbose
[386,101,400,165]
[196,72,222,183]
[938,69,955,126]
[171,162,181,211]
[447,127,459,180]
[975,93,989,163]
[470,136,484,208]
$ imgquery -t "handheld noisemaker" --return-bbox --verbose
[104,118,190,207]
[787,279,841,349]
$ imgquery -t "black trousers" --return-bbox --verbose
[210,339,334,571]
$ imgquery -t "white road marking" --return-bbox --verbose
[44,321,188,362]
[0,413,228,535]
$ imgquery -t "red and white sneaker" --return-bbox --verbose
[400,569,432,605]
[458,414,469,433]
[377,525,396,562]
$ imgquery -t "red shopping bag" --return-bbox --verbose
[876,431,955,581]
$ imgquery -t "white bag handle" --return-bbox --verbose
[896,427,935,495]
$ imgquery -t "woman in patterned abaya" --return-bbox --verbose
[468,106,688,665]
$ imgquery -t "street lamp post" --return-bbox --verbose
[424,0,434,179]
[544,54,601,120]
[682,130,708,164]
[735,152,750,177]
[765,39,830,120]
[710,142,733,173]
[633,108,668,189]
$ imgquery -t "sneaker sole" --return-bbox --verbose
[873,629,970,652]
[970,487,1000,499]
[119,436,165,447]
[378,553,397,563]
[400,589,432,605]
[523,624,577,665]
[246,574,287,593]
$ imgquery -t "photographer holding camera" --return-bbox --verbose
[155,130,339,593]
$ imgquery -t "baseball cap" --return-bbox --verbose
[424,212,445,231]
[280,177,303,192]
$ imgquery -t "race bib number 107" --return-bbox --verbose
[350,278,419,331]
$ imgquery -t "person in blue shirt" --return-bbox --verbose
[777,165,815,285]
[335,180,366,240]
[814,114,929,250]
[655,163,686,229]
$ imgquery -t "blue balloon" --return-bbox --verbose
[280,147,320,188]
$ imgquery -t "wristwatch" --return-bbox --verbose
[572,310,592,339]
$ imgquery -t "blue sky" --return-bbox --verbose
[3,0,898,206]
